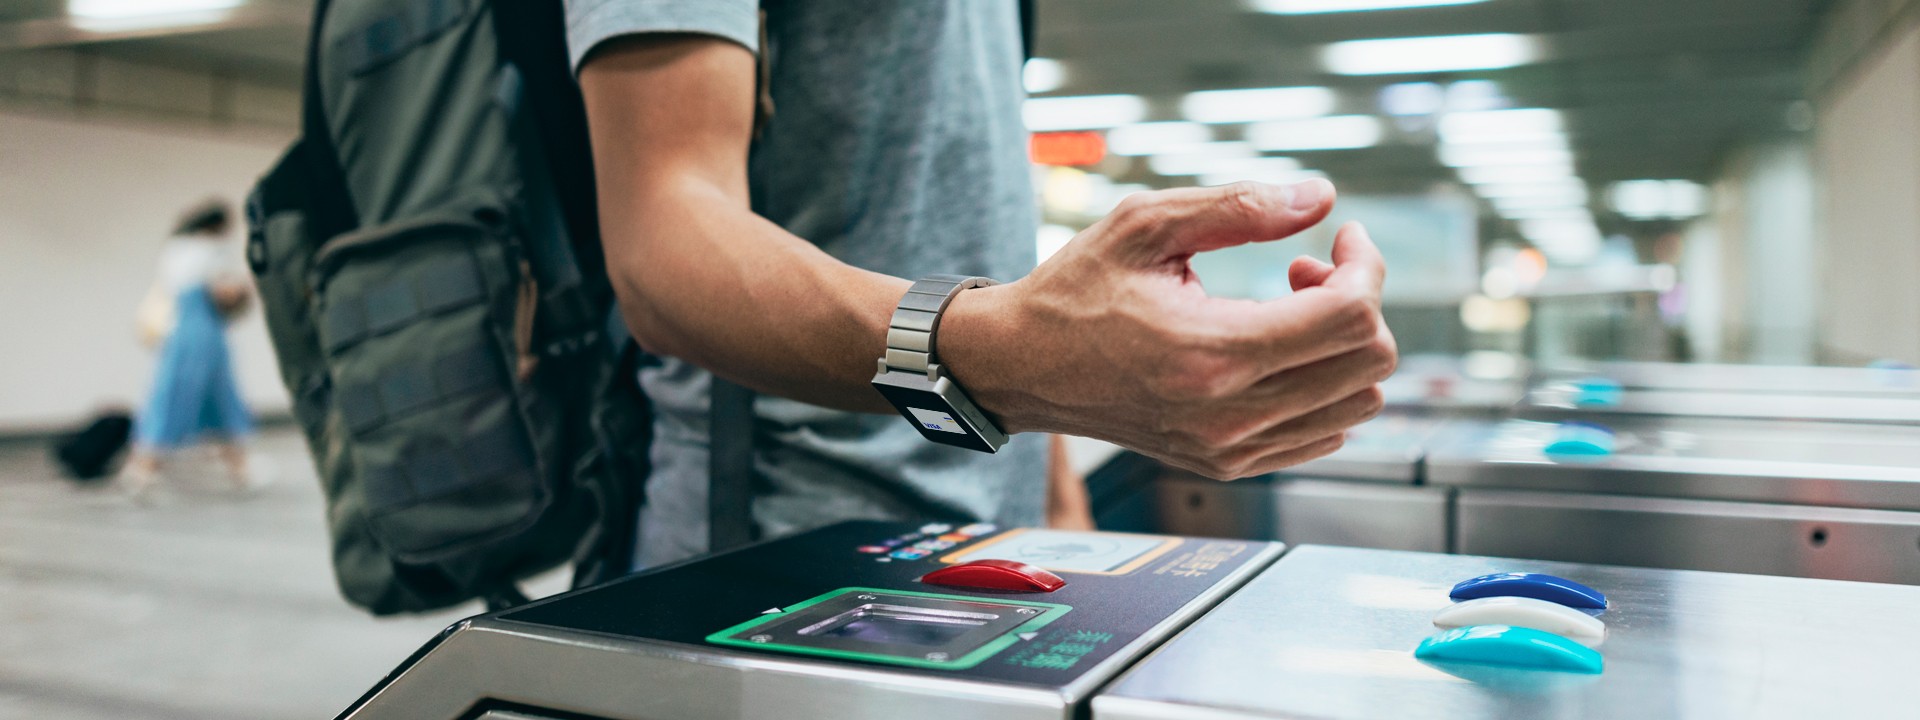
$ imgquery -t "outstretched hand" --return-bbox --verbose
[942,179,1396,480]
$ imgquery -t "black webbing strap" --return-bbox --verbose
[300,0,361,247]
[1020,0,1036,61]
[708,378,757,553]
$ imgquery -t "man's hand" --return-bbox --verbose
[942,180,1396,480]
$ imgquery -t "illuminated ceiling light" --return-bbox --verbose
[1445,80,1508,112]
[1198,167,1327,188]
[1105,122,1215,156]
[1249,0,1490,14]
[1151,149,1301,177]
[1473,180,1588,200]
[1024,95,1147,131]
[1521,218,1602,263]
[1149,142,1258,175]
[1024,58,1066,94]
[1247,115,1384,151]
[68,0,241,31]
[1439,108,1564,144]
[1440,143,1573,168]
[1323,33,1540,76]
[1379,82,1445,116]
[1458,164,1576,185]
[1181,87,1337,124]
[1608,179,1711,220]
[1499,206,1595,222]
[1493,194,1589,211]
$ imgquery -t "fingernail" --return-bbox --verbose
[1289,178,1330,211]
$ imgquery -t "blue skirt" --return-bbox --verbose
[135,286,253,449]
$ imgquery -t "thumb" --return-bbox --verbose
[1288,255,1336,291]
[1321,221,1387,301]
[1109,178,1336,266]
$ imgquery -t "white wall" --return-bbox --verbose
[1706,140,1818,364]
[1813,13,1920,364]
[0,109,294,430]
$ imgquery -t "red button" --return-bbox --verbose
[920,559,1066,592]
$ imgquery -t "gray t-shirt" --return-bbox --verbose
[566,0,1047,567]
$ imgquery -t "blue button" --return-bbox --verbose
[1450,572,1607,609]
[890,550,929,561]
[1415,625,1603,674]
[1570,376,1624,407]
[1545,421,1615,457]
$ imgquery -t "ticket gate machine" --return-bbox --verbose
[1426,417,1920,584]
[1526,361,1920,425]
[1096,545,1920,720]
[340,522,1279,720]
[341,523,1919,720]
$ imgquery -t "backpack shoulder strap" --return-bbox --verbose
[299,0,361,244]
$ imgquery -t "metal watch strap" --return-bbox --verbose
[882,274,997,376]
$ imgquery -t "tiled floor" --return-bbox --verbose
[0,428,566,719]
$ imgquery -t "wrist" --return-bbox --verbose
[936,282,1040,434]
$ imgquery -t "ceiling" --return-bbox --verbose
[3,0,1831,200]
[1033,0,1830,198]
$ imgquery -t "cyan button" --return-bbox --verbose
[1415,625,1603,674]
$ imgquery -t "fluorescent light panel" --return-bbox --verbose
[1023,58,1066,94]
[1024,95,1147,131]
[1473,180,1588,200]
[1105,122,1215,156]
[69,0,239,30]
[1441,144,1573,168]
[1198,168,1327,188]
[1458,164,1576,185]
[1249,0,1489,14]
[1439,108,1564,145]
[1609,179,1710,219]
[1324,33,1539,75]
[1181,87,1336,124]
[1152,152,1301,178]
[1247,115,1384,151]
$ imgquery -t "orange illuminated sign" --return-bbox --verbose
[1029,131,1107,166]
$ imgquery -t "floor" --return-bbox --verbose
[0,428,566,720]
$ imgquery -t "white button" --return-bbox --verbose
[1433,596,1606,644]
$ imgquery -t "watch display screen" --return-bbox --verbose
[908,407,969,434]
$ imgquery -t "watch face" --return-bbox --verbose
[871,380,999,453]
[907,407,969,435]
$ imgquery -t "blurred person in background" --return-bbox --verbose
[122,199,258,497]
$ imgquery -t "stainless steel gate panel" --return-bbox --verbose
[1277,413,1440,484]
[1542,360,1920,396]
[1093,545,1920,720]
[1524,385,1920,424]
[1454,488,1920,584]
[1426,417,1920,511]
[1154,474,1450,552]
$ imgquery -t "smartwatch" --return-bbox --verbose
[871,275,1010,453]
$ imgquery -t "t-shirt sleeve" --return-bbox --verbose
[564,0,760,73]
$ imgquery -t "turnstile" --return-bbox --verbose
[1542,359,1920,396]
[344,531,1919,719]
[1151,414,1461,553]
[338,521,1280,720]
[1094,545,1920,720]
[1425,417,1920,584]
[1526,361,1920,424]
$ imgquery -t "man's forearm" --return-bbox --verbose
[606,180,906,414]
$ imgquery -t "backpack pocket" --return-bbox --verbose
[310,193,554,563]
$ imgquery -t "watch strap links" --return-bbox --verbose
[883,275,996,376]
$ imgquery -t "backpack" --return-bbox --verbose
[244,0,650,615]
[51,410,134,482]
